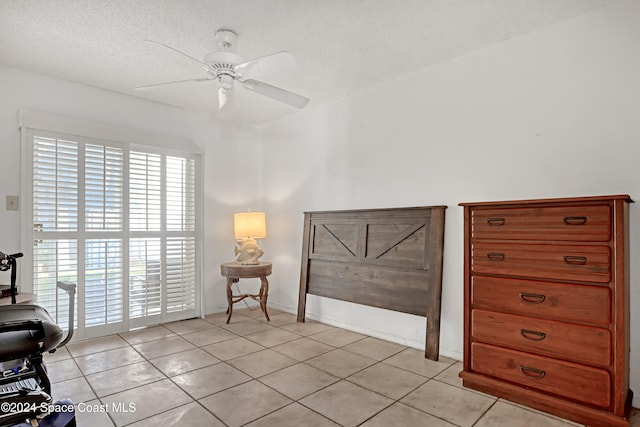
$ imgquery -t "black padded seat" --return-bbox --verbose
[0,305,63,362]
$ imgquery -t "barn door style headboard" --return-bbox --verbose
[297,206,447,360]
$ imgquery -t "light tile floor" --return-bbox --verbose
[43,307,639,427]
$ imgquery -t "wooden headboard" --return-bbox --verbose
[297,206,447,360]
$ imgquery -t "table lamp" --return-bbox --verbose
[233,212,266,265]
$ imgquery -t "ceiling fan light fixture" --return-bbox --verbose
[218,86,230,109]
[218,74,233,90]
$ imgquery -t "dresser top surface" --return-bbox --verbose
[459,194,632,207]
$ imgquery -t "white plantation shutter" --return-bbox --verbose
[32,135,79,328]
[85,239,124,327]
[26,129,200,339]
[130,151,161,231]
[165,157,197,316]
[166,237,196,313]
[32,239,77,328]
[85,144,124,231]
[33,136,78,231]
[166,156,196,231]
[129,238,162,322]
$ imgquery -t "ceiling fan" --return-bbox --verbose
[136,30,309,110]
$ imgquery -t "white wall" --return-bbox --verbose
[199,117,263,314]
[260,0,640,405]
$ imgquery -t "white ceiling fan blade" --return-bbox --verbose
[144,39,210,71]
[234,51,297,79]
[135,77,210,90]
[242,79,309,108]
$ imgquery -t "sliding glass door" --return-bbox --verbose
[25,130,200,339]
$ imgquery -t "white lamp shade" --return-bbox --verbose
[234,212,267,239]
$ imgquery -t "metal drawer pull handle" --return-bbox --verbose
[519,292,546,304]
[520,329,547,341]
[563,255,587,265]
[487,253,505,261]
[563,216,587,225]
[520,366,546,379]
[487,217,505,226]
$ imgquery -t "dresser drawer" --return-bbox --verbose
[471,342,611,408]
[471,276,610,326]
[472,242,611,283]
[471,205,611,241]
[471,309,611,366]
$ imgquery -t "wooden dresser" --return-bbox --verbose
[459,195,632,427]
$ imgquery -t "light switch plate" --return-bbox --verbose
[6,195,19,211]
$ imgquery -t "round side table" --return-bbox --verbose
[220,262,272,324]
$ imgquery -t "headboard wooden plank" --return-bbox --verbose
[297,206,447,360]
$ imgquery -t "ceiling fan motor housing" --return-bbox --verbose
[204,47,242,86]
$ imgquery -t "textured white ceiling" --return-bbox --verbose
[0,0,619,126]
